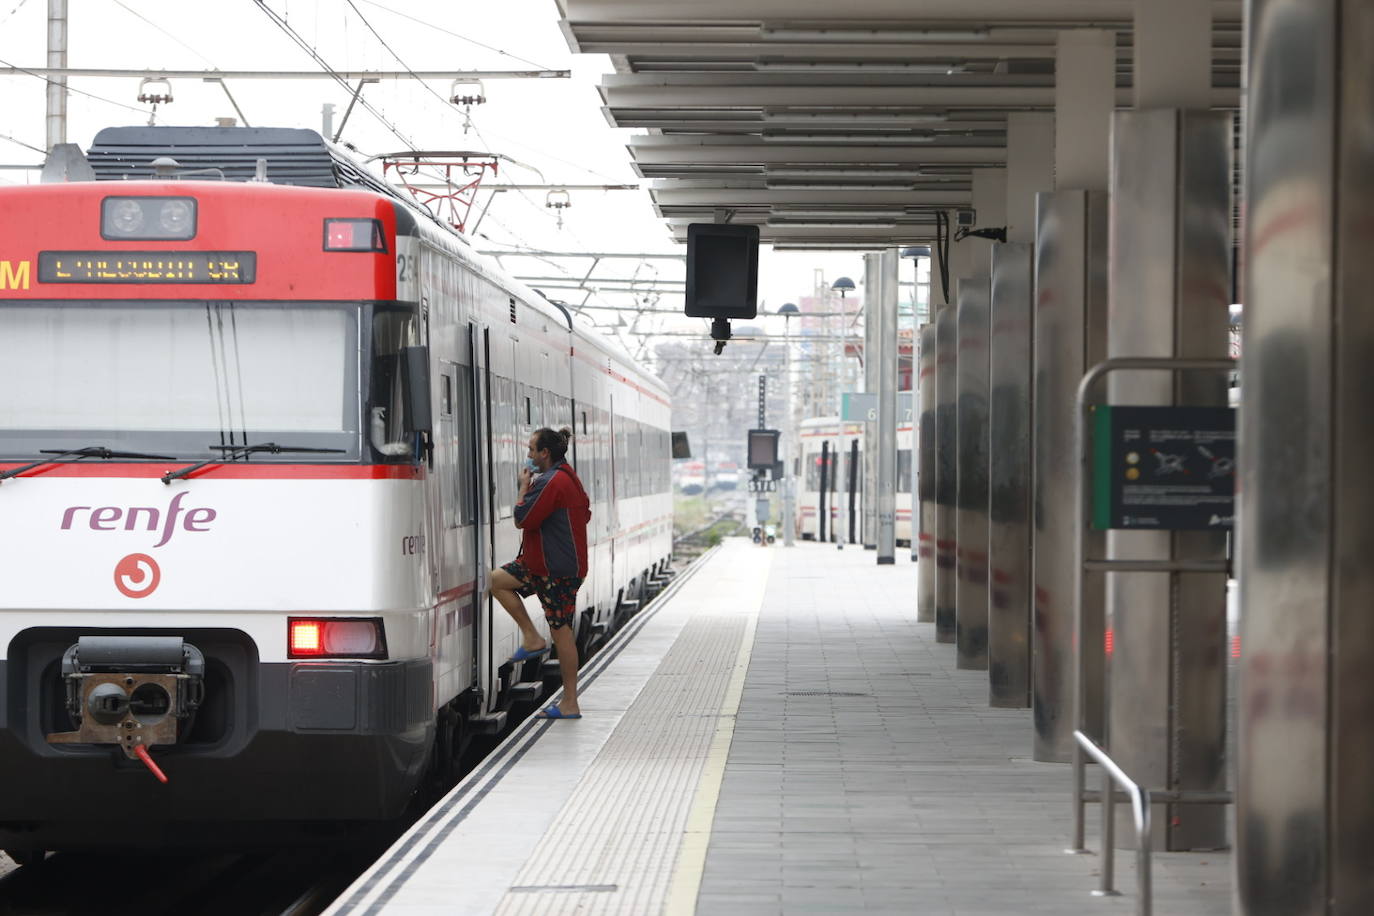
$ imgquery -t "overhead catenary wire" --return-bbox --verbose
[253,0,418,149]
[354,0,552,71]
[110,0,218,67]
[0,54,146,115]
[0,0,31,27]
[0,131,45,154]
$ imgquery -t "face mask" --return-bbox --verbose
[525,457,539,473]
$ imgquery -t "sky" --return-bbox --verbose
[0,0,886,357]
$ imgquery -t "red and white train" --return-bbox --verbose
[0,126,672,856]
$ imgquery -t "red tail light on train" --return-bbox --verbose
[288,618,388,659]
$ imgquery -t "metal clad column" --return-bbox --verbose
[876,249,899,564]
[1107,108,1232,853]
[916,323,938,623]
[988,243,1034,706]
[1032,190,1109,761]
[1239,1,1374,910]
[934,306,958,643]
[863,254,881,549]
[955,279,991,667]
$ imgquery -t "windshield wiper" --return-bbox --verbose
[162,442,347,485]
[0,446,179,483]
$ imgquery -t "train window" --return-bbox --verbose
[440,374,452,416]
[370,309,420,462]
[494,376,515,518]
[897,449,912,494]
[581,411,588,436]
[456,370,476,524]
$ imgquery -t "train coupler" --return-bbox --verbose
[45,636,205,766]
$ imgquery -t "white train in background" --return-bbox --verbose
[794,416,914,545]
[675,460,706,495]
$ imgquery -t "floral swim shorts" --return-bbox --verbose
[500,561,584,629]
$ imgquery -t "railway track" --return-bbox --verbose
[0,846,370,916]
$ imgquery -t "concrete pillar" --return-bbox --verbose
[1239,2,1374,909]
[955,278,991,668]
[876,249,899,564]
[916,322,938,624]
[988,242,1034,707]
[1006,114,1055,244]
[1031,189,1109,761]
[987,113,1053,708]
[1100,0,1229,852]
[45,0,68,150]
[934,304,958,644]
[1030,28,1116,761]
[863,254,881,549]
[1055,30,1116,191]
[1135,0,1211,110]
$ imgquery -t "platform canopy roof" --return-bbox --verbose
[555,0,1242,249]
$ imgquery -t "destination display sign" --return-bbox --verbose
[38,252,257,284]
[1092,405,1236,530]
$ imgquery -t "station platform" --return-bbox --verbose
[327,538,1231,916]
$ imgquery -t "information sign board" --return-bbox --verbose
[840,391,915,422]
[1091,405,1235,530]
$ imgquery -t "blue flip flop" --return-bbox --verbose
[509,645,549,664]
[538,704,581,720]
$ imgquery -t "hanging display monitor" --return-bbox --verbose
[684,223,759,319]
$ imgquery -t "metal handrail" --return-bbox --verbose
[1073,730,1234,915]
[1074,730,1151,910]
[1068,357,1237,916]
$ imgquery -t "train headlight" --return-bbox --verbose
[105,198,145,236]
[101,196,197,240]
[158,199,194,236]
[288,617,388,659]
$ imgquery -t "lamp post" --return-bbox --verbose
[779,302,800,547]
[831,276,856,415]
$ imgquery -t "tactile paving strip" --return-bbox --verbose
[492,613,749,916]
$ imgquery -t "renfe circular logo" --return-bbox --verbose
[114,553,161,599]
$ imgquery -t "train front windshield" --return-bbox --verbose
[0,301,361,459]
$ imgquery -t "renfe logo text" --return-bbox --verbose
[61,492,217,548]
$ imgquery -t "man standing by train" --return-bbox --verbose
[489,426,591,719]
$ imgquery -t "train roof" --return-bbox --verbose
[68,126,666,403]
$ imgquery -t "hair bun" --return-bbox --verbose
[558,426,573,443]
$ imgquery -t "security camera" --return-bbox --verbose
[956,208,976,229]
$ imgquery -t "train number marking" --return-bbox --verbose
[0,260,30,290]
[396,253,412,282]
[114,553,161,599]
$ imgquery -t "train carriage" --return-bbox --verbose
[795,414,915,544]
[0,126,672,855]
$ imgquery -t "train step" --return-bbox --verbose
[509,681,543,703]
[470,711,507,735]
[540,659,563,678]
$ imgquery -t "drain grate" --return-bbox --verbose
[784,690,871,697]
[508,884,619,894]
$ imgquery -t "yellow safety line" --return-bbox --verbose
[663,552,769,916]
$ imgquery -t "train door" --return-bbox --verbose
[421,302,441,657]
[467,323,485,690]
[608,396,618,592]
[481,327,498,709]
